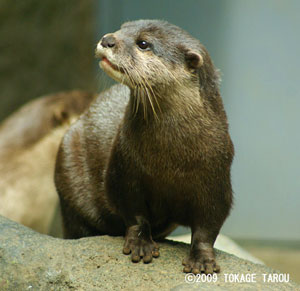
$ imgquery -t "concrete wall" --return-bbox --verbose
[96,0,300,240]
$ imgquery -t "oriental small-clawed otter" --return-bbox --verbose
[55,19,234,274]
[0,90,95,234]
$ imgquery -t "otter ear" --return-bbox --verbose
[185,51,203,70]
[53,108,69,126]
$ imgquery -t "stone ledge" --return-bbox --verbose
[0,215,298,290]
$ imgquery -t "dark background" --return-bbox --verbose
[0,1,97,121]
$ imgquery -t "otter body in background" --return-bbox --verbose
[0,91,95,234]
[55,20,234,274]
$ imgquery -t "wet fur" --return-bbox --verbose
[55,20,234,273]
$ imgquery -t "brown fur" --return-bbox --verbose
[0,91,95,233]
[55,20,234,274]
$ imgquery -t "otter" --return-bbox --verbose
[55,19,234,274]
[0,90,95,234]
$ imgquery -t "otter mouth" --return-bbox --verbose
[101,57,125,74]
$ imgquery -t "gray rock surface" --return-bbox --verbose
[168,233,264,265]
[0,215,298,291]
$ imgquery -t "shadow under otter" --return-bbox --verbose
[55,19,234,274]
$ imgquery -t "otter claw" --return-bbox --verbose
[123,238,159,264]
[182,256,220,274]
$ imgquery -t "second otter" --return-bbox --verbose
[55,20,234,274]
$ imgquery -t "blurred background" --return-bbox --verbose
[1,0,299,282]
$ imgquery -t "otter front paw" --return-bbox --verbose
[123,237,159,263]
[182,255,220,274]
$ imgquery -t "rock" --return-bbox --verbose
[0,215,298,290]
[168,233,264,265]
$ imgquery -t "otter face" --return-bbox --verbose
[95,20,204,91]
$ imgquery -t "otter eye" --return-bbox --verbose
[137,40,150,50]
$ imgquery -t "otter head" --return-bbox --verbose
[96,20,220,92]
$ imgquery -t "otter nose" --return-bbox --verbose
[101,34,116,48]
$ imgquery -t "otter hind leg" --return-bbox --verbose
[59,196,127,239]
[152,223,178,241]
[59,197,101,239]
